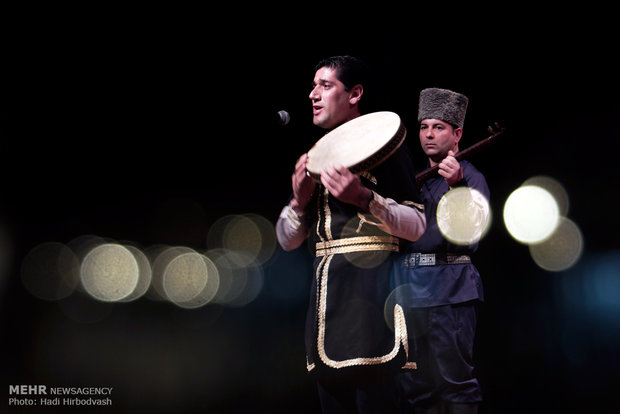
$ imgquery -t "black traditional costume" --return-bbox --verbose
[300,144,423,383]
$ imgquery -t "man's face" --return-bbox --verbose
[419,119,462,163]
[309,66,356,130]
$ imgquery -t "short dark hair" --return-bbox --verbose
[314,55,369,91]
[314,55,373,113]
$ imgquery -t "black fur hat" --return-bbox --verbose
[417,88,469,128]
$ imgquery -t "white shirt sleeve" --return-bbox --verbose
[275,204,309,251]
[276,192,426,250]
[368,191,426,242]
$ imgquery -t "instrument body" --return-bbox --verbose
[415,125,505,188]
[306,111,407,180]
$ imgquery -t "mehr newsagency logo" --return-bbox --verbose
[9,384,113,408]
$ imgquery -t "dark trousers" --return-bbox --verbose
[317,371,403,414]
[398,301,482,412]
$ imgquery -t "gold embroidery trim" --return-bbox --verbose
[359,171,377,185]
[286,206,302,229]
[314,243,412,369]
[357,212,384,228]
[316,243,398,257]
[308,302,417,371]
[317,296,411,369]
[315,236,399,257]
[322,187,333,241]
[315,189,325,243]
[403,200,425,212]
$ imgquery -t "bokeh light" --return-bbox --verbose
[80,243,140,302]
[437,187,491,245]
[67,234,109,262]
[205,248,264,307]
[384,283,430,334]
[586,252,620,315]
[340,216,392,268]
[163,251,220,309]
[558,250,620,319]
[148,245,196,301]
[19,213,276,309]
[120,245,153,302]
[503,185,560,244]
[208,214,277,267]
[21,242,80,301]
[529,217,584,272]
[503,176,583,272]
[522,175,570,216]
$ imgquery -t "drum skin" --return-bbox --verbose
[306,111,407,180]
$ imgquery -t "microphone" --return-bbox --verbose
[276,110,290,126]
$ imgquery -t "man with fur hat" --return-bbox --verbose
[393,88,489,414]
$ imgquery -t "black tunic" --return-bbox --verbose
[302,144,422,380]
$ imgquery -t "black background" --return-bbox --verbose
[3,7,620,413]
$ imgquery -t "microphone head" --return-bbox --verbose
[277,110,290,126]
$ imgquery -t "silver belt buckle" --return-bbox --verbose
[420,253,436,266]
[404,253,435,268]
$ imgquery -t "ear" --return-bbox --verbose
[348,84,363,105]
[453,127,463,144]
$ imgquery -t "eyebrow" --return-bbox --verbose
[312,79,335,87]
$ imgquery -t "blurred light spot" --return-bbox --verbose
[21,211,275,309]
[529,217,584,272]
[80,243,139,302]
[503,185,560,244]
[437,187,491,245]
[147,245,195,301]
[384,284,409,331]
[226,263,264,307]
[341,216,391,268]
[21,242,79,300]
[222,215,263,267]
[66,235,111,296]
[243,213,277,266]
[120,245,152,302]
[585,251,620,313]
[522,175,570,216]
[558,251,620,325]
[207,214,277,267]
[206,248,263,307]
[163,251,219,309]
[345,251,390,269]
[67,234,108,261]
[384,284,431,336]
[206,249,238,304]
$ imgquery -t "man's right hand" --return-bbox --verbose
[290,153,316,214]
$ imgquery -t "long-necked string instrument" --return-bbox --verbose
[415,123,505,188]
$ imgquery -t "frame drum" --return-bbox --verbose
[306,111,407,180]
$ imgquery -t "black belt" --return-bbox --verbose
[403,253,471,268]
